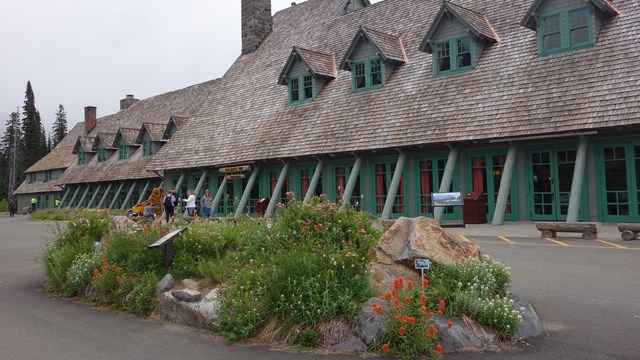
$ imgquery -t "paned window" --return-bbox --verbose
[288,74,314,105]
[44,171,52,182]
[434,37,473,75]
[29,173,36,183]
[97,146,106,162]
[540,8,592,55]
[143,140,154,157]
[119,142,128,160]
[352,57,385,92]
[77,150,86,165]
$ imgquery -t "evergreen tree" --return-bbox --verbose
[21,81,47,170]
[52,104,68,147]
[2,112,22,198]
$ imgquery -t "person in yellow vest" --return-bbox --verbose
[31,197,37,213]
[54,198,61,208]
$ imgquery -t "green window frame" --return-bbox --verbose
[288,74,314,105]
[97,146,106,162]
[44,171,52,182]
[118,142,128,160]
[142,140,154,157]
[352,57,385,92]
[539,7,592,55]
[434,37,473,76]
[77,150,86,165]
[371,158,407,217]
[28,173,36,183]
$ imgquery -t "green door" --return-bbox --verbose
[528,148,579,221]
[595,141,640,222]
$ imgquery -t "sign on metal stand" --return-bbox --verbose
[415,258,430,285]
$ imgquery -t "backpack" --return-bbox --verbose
[164,194,173,208]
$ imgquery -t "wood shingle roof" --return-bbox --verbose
[147,0,637,171]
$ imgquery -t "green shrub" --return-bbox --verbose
[0,199,7,212]
[126,272,160,315]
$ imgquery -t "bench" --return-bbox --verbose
[148,227,188,269]
[535,222,601,240]
[617,223,640,241]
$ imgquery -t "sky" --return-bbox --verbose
[0,0,382,136]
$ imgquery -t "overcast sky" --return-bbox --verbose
[0,0,382,136]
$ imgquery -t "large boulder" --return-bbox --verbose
[509,293,544,339]
[357,297,389,346]
[377,217,480,265]
[107,216,139,237]
[433,316,498,353]
[368,260,422,296]
[151,280,221,331]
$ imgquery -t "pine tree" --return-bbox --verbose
[21,81,47,170]
[3,112,22,199]
[52,104,68,147]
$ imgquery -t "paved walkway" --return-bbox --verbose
[447,221,622,241]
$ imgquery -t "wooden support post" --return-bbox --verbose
[434,147,459,223]
[381,152,406,219]
[341,156,363,209]
[265,162,290,218]
[235,165,260,218]
[304,160,324,204]
[566,137,588,222]
[492,143,517,225]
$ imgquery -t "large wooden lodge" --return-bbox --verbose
[15,0,640,225]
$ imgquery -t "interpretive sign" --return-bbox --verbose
[431,192,463,207]
[414,259,430,269]
[219,165,251,173]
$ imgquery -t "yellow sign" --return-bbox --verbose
[227,174,246,180]
[220,165,251,173]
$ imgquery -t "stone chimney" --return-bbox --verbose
[84,106,97,134]
[120,94,139,111]
[241,0,273,54]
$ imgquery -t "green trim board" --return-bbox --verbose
[594,138,640,222]
[434,36,473,76]
[352,57,384,92]
[464,150,519,221]
[539,7,593,56]
[413,153,461,220]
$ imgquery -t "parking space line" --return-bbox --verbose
[458,235,471,242]
[544,238,571,246]
[498,236,515,244]
[596,240,629,249]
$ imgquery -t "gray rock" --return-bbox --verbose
[155,273,174,296]
[509,293,543,339]
[152,290,220,331]
[433,316,498,353]
[171,289,201,302]
[357,297,389,346]
[332,336,367,352]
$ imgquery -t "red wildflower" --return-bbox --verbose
[438,310,444,315]
[314,224,321,231]
[419,294,427,306]
[371,303,384,315]
[381,343,390,353]
[101,263,108,271]
[394,277,404,290]
[391,289,397,297]
[145,225,151,232]
[160,229,167,236]
[435,344,444,355]
[102,255,107,261]
[404,297,412,304]
[393,298,402,310]
[408,316,416,326]
[300,225,309,232]
[438,299,446,311]
[425,333,432,340]
[448,321,453,328]
[407,280,413,290]
[398,326,406,336]
[116,275,121,283]
[422,278,429,289]
[428,324,438,335]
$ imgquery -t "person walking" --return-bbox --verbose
[8,198,15,217]
[163,188,177,223]
[183,189,197,217]
[202,189,212,218]
[30,197,37,213]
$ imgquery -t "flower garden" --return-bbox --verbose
[42,196,523,359]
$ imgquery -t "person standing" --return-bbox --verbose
[183,189,197,217]
[8,198,15,217]
[31,197,37,213]
[202,189,212,218]
[54,198,61,208]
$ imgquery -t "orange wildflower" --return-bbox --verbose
[425,333,432,340]
[404,297,412,304]
[428,324,438,335]
[422,278,429,289]
[116,275,121,283]
[419,293,427,306]
[438,299,446,311]
[407,280,413,290]
[393,298,402,310]
[435,344,444,355]
[381,343,390,353]
[398,326,406,336]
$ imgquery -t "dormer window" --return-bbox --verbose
[435,37,472,75]
[419,2,499,77]
[288,74,314,104]
[279,47,337,106]
[539,8,592,54]
[77,149,86,165]
[97,145,107,162]
[340,26,407,93]
[521,0,619,56]
[143,139,154,157]
[352,57,384,91]
[118,141,128,160]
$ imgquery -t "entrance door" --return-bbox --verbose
[596,141,640,222]
[529,149,577,221]
[414,155,461,220]
[467,152,518,221]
